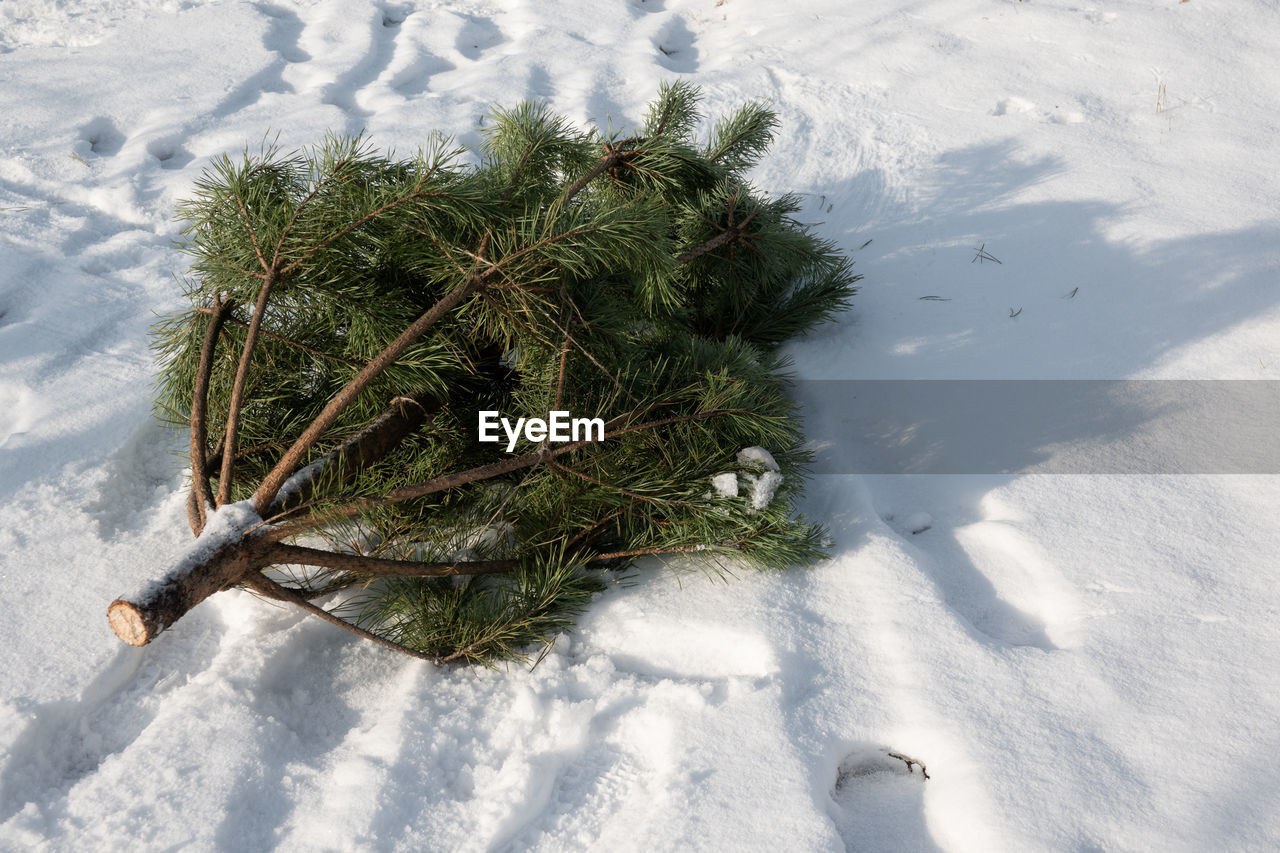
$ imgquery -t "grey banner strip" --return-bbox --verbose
[792,381,1280,474]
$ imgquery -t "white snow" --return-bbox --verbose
[735,446,783,511]
[3,1,1280,851]
[126,499,263,604]
[711,448,782,508]
[902,512,932,536]
[710,472,739,499]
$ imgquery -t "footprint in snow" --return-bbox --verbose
[0,627,222,825]
[830,744,941,853]
[79,117,125,157]
[881,511,933,535]
[991,97,1035,117]
[992,97,1085,125]
[386,10,457,96]
[258,2,311,64]
[654,17,698,72]
[382,4,411,27]
[881,507,1060,650]
[84,416,185,539]
[455,13,503,60]
[146,138,194,171]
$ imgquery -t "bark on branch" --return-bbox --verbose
[251,270,488,516]
[241,574,444,663]
[559,138,641,206]
[264,392,442,516]
[266,543,519,578]
[190,297,235,534]
[108,538,262,646]
[110,398,751,648]
[218,268,279,506]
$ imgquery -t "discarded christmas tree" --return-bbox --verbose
[107,83,858,664]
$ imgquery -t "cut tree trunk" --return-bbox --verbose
[108,389,446,646]
[107,537,263,646]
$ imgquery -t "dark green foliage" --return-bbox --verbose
[155,83,858,665]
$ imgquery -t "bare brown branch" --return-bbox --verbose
[186,488,203,537]
[675,228,738,265]
[250,271,487,516]
[559,138,642,205]
[264,393,442,516]
[675,191,763,266]
[241,574,443,663]
[263,407,750,541]
[266,543,518,577]
[108,539,258,646]
[218,269,278,506]
[191,297,234,528]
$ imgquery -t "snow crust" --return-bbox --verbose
[2,1,1280,850]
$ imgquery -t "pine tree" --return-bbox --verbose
[107,84,858,665]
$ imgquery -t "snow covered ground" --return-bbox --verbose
[2,0,1279,849]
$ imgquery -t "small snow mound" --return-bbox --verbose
[736,446,780,472]
[747,471,783,511]
[736,447,783,511]
[202,500,262,541]
[710,472,739,498]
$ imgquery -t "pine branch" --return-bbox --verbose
[265,543,518,577]
[114,87,854,661]
[190,296,234,530]
[276,177,439,277]
[486,289,638,404]
[675,192,762,264]
[197,306,363,367]
[559,137,641,205]
[242,573,444,663]
[264,392,442,515]
[564,508,624,549]
[590,527,778,562]
[234,191,270,272]
[251,266,488,515]
[549,458,683,507]
[269,137,366,266]
[590,543,719,561]
[218,267,279,506]
[553,327,571,412]
[262,407,752,540]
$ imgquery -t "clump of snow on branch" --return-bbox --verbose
[738,447,783,511]
[709,447,783,510]
[133,500,263,601]
[711,472,740,498]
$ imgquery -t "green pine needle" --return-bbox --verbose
[152,85,858,665]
